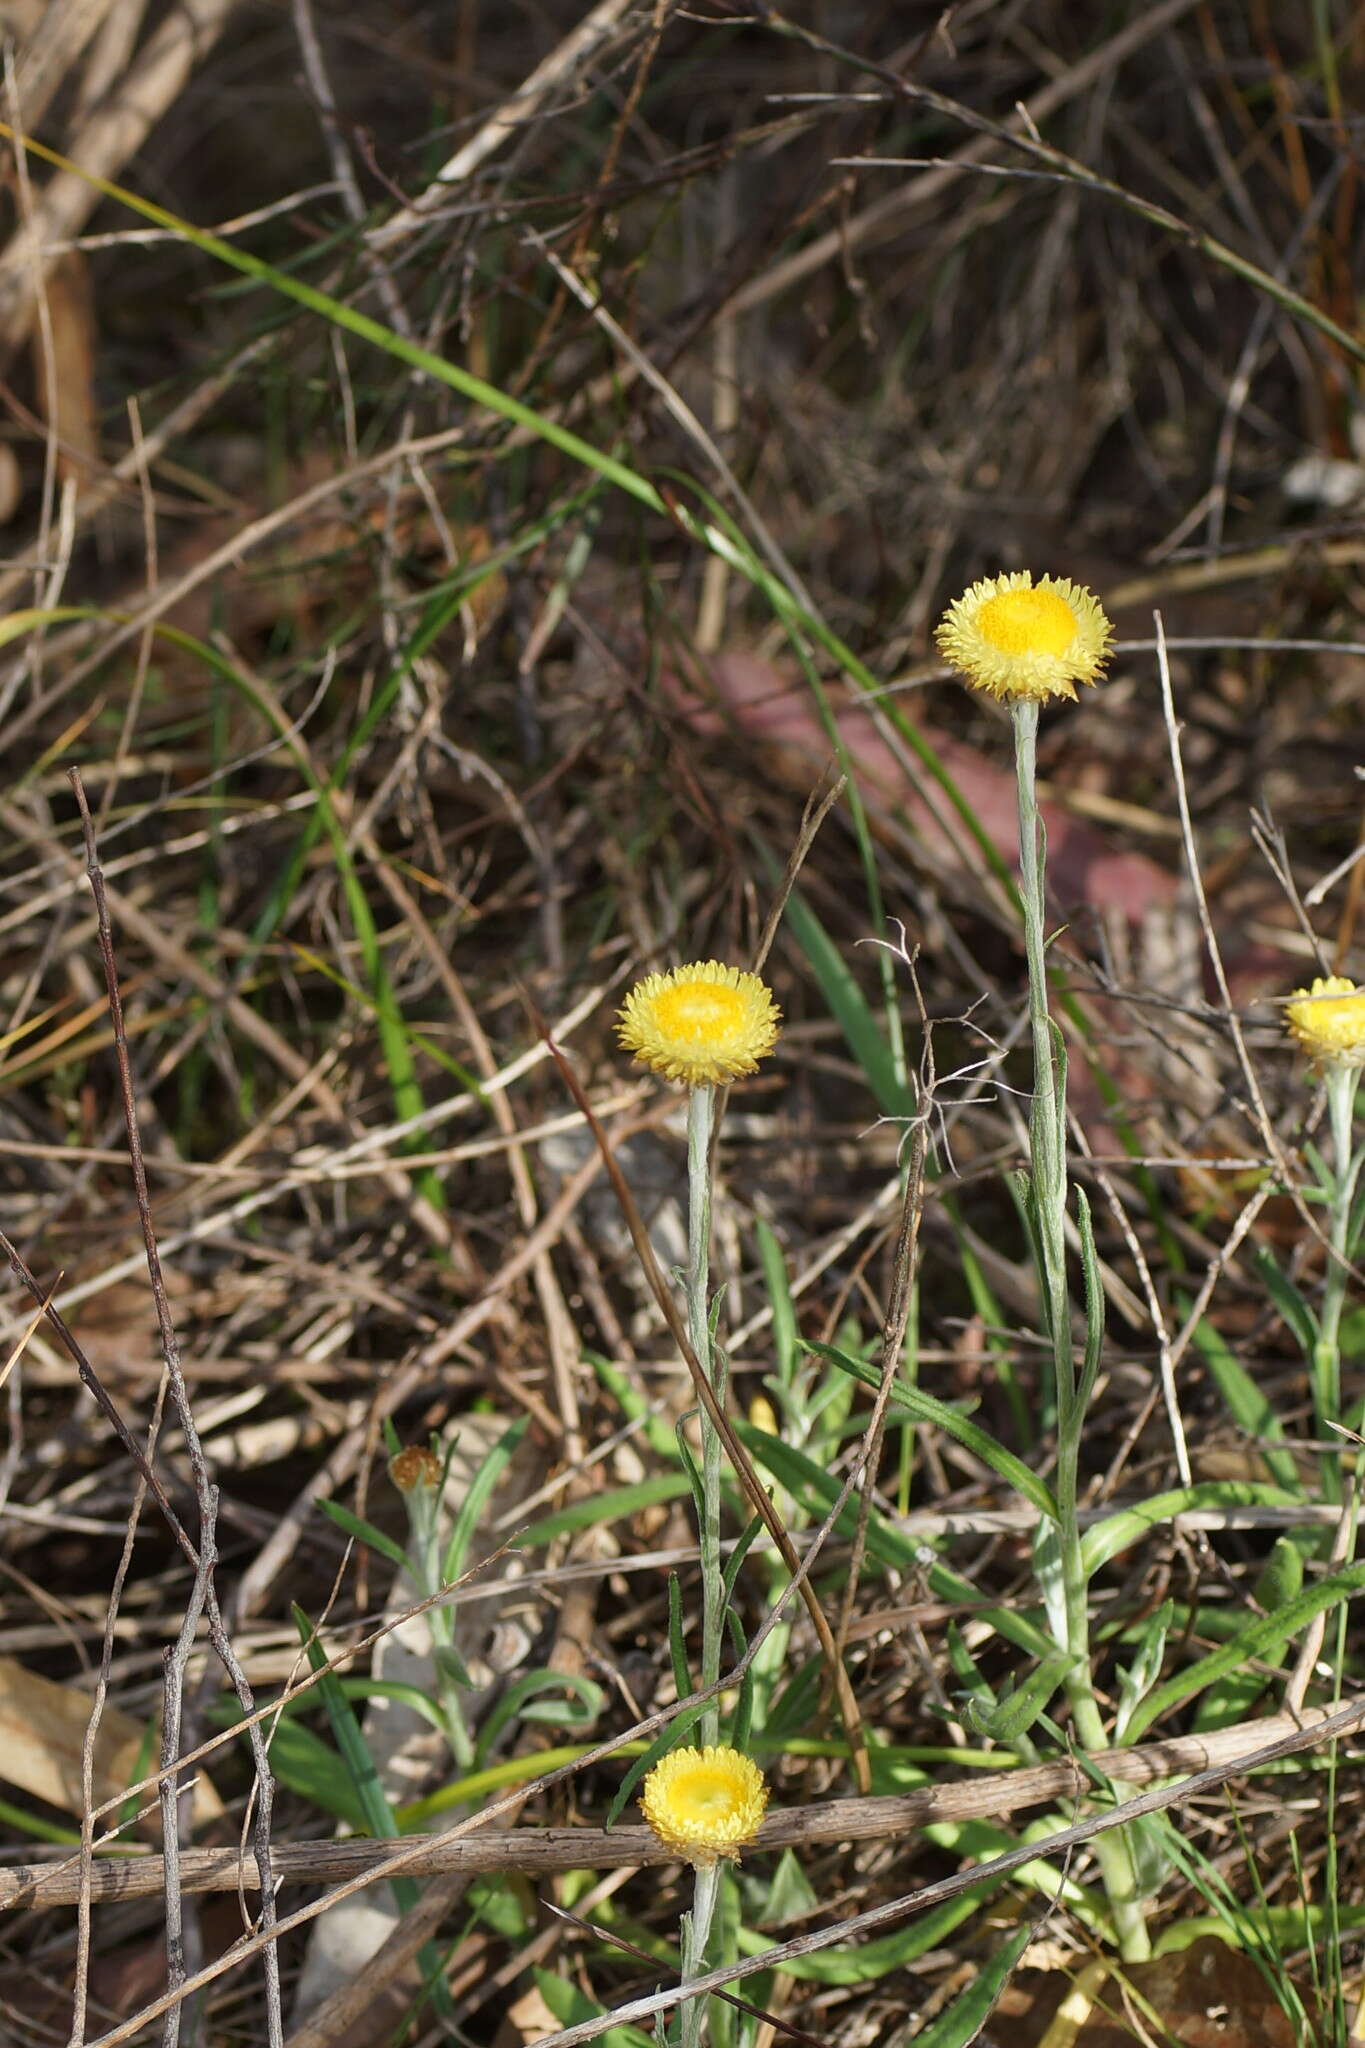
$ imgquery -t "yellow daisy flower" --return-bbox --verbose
[935,570,1113,704]
[1285,976,1365,1068]
[617,962,781,1088]
[640,1744,768,1866]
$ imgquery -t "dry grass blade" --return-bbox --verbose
[68,769,283,2048]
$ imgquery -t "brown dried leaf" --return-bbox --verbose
[0,1653,222,1829]
[32,250,100,489]
[1001,1938,1303,2047]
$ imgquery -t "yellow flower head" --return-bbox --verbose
[1284,976,1365,1068]
[617,962,781,1088]
[935,571,1113,704]
[640,1744,768,1866]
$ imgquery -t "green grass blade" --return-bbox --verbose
[1185,1309,1302,1491]
[1122,1556,1365,1742]
[1080,1482,1301,1579]
[779,888,911,1116]
[441,1417,530,1585]
[910,1925,1032,2045]
[806,1340,1058,1520]
[754,1219,799,1387]
[514,1474,691,1549]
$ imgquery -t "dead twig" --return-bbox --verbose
[68,770,283,2048]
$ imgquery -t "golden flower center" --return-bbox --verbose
[678,1765,744,1816]
[976,587,1078,658]
[652,982,748,1045]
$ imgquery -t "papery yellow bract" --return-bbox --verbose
[617,962,781,1087]
[640,1745,768,1866]
[935,570,1113,704]
[1285,976,1365,1068]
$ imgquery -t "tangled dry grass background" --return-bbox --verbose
[3,2,1365,2043]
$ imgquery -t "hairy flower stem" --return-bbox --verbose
[687,1084,724,1746]
[401,1469,474,1771]
[681,1084,726,2043]
[678,1861,721,2048]
[1314,1066,1362,1508]
[1013,701,1150,1964]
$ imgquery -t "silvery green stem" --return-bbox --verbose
[681,1086,727,2048]
[687,1083,724,1749]
[677,1861,721,2048]
[1313,1063,1362,1506]
[1012,698,1150,1963]
[403,1477,474,1771]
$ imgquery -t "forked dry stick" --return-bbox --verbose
[366,0,638,251]
[66,769,284,2048]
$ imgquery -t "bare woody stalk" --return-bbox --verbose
[68,770,285,2048]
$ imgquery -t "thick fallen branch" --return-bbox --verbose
[0,1705,1347,1912]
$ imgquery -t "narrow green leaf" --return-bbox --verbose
[1191,1540,1303,1732]
[1253,1247,1320,1355]
[1074,1184,1104,1413]
[721,1514,766,1606]
[910,1924,1032,2044]
[964,1653,1076,1744]
[441,1416,530,1585]
[1123,1557,1365,1742]
[1187,1312,1301,1491]
[315,1497,411,1573]
[514,1474,691,1548]
[806,1340,1058,1520]
[216,1698,367,1831]
[728,1628,755,1756]
[1115,1599,1176,1743]
[588,1351,679,1460]
[668,1573,693,1706]
[292,1606,404,1850]
[336,1679,453,1737]
[433,1642,473,1692]
[1081,1482,1300,1579]
[476,1671,605,1761]
[781,888,911,1116]
[754,1219,799,1386]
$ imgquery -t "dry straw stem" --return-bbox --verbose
[66,771,284,2048]
[367,0,638,250]
[0,0,241,354]
[11,0,121,138]
[731,0,1204,315]
[818,3,1365,375]
[0,1703,1351,1912]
